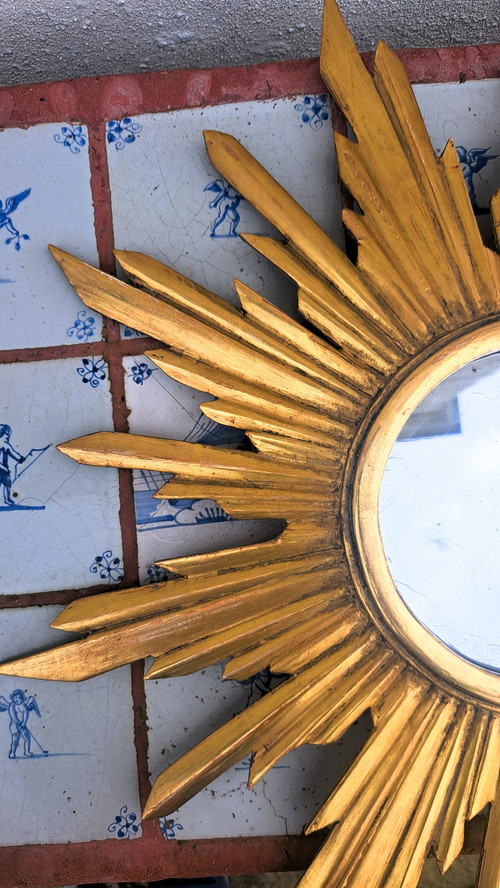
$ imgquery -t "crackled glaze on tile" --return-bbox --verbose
[146,663,371,838]
[0,359,122,594]
[0,606,140,845]
[107,97,343,334]
[0,123,101,350]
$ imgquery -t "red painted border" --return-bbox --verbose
[0,814,487,888]
[0,45,499,130]
[0,832,329,888]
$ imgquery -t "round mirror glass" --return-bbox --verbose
[379,351,500,672]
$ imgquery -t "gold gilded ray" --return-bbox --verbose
[1,1,500,886]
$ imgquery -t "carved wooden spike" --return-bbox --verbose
[143,632,378,820]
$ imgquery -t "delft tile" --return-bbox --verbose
[146,663,371,838]
[414,79,500,244]
[1,123,101,350]
[123,354,284,583]
[0,358,122,594]
[0,606,140,845]
[106,97,343,336]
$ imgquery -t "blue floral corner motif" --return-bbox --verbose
[128,361,155,384]
[159,817,184,839]
[107,118,142,150]
[1,189,31,251]
[76,356,107,388]
[90,550,124,583]
[54,125,87,154]
[294,94,329,130]
[123,326,143,338]
[108,805,140,839]
[67,310,96,342]
[204,177,243,237]
[145,564,170,584]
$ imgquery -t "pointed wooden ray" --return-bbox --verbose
[239,233,402,373]
[116,249,372,398]
[51,549,347,633]
[320,0,500,329]
[204,131,414,351]
[143,631,379,820]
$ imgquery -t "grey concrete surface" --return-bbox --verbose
[1,0,499,88]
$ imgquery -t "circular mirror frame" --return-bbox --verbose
[346,317,500,710]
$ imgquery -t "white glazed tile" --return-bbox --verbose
[106,97,343,334]
[0,606,140,845]
[0,123,102,350]
[415,80,500,243]
[123,354,283,582]
[146,664,370,838]
[0,358,122,594]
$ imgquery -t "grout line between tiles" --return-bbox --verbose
[86,121,153,833]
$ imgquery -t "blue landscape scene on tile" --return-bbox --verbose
[456,145,499,207]
[0,188,31,251]
[134,468,233,532]
[160,817,184,839]
[54,125,87,154]
[108,805,140,838]
[67,310,96,342]
[204,178,243,237]
[90,550,124,583]
[134,416,242,531]
[76,357,107,388]
[0,424,49,512]
[294,95,329,130]
[107,118,142,150]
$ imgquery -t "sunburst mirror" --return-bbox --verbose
[2,1,500,886]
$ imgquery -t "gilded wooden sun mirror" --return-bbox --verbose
[2,1,500,886]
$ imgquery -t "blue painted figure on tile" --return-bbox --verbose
[0,425,49,511]
[0,690,47,758]
[0,425,25,506]
[456,146,499,208]
[204,178,243,237]
[0,189,30,251]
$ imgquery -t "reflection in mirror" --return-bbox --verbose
[379,352,500,672]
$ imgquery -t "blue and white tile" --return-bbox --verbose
[0,123,101,350]
[0,606,140,845]
[0,358,122,594]
[123,354,283,583]
[415,79,500,243]
[106,97,344,337]
[146,663,371,838]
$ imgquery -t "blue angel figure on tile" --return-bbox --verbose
[456,146,499,209]
[0,188,31,251]
[204,177,243,237]
[0,689,47,758]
